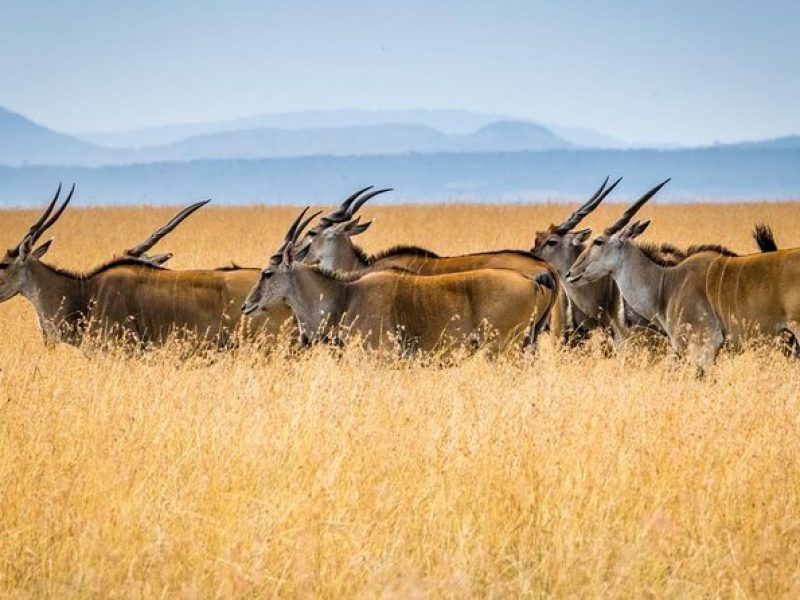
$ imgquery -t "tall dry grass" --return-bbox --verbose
[1,201,800,597]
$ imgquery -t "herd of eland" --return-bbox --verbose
[0,179,792,371]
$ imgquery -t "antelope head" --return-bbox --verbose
[242,206,320,316]
[0,184,74,302]
[566,179,670,284]
[531,177,621,276]
[299,186,392,271]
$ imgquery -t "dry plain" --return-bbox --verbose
[1,200,800,597]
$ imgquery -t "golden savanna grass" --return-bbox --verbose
[2,200,800,597]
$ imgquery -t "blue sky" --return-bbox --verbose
[3,0,798,145]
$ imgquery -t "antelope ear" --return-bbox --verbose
[293,241,311,261]
[329,221,350,234]
[32,239,53,259]
[621,220,651,241]
[17,234,35,261]
[282,241,295,266]
[572,228,591,244]
[148,252,173,265]
[345,219,372,237]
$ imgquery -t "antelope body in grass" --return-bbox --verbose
[297,187,558,339]
[532,178,679,345]
[243,210,557,353]
[532,179,778,346]
[0,187,292,348]
[566,194,800,370]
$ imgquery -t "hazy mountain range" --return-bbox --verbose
[2,107,580,167]
[75,108,624,149]
[1,105,799,204]
[112,120,575,163]
[4,105,798,168]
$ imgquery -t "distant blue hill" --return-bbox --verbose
[132,120,573,162]
[0,106,110,166]
[1,106,573,166]
[1,147,798,206]
[76,108,624,148]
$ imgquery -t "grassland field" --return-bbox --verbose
[1,200,800,597]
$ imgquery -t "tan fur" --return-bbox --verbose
[0,192,291,348]
[372,250,553,278]
[569,230,800,369]
[683,250,800,350]
[300,221,557,338]
[243,263,554,353]
[8,258,291,348]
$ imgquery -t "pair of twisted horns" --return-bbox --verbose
[18,183,75,251]
[555,176,622,234]
[317,186,392,228]
[264,207,317,265]
[268,206,323,264]
[284,206,322,245]
[604,178,671,235]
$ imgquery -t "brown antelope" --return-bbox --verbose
[297,187,559,340]
[301,187,556,277]
[242,209,557,354]
[0,186,297,348]
[532,179,776,347]
[532,178,676,346]
[10,195,208,344]
[566,193,800,371]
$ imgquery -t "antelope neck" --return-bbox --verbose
[610,244,666,322]
[285,267,349,337]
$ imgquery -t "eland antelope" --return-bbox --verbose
[242,208,557,354]
[532,178,676,346]
[297,187,559,339]
[566,191,800,371]
[0,186,294,348]
[532,179,777,347]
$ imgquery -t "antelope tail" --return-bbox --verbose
[532,268,560,338]
[753,223,778,253]
[534,271,556,291]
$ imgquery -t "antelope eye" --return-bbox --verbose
[546,239,558,246]
[593,239,605,246]
[0,263,8,270]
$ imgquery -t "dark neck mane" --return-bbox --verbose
[635,241,738,268]
[685,243,739,257]
[469,248,543,260]
[40,257,165,280]
[304,264,413,283]
[352,244,439,265]
[635,242,686,267]
[350,244,371,266]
